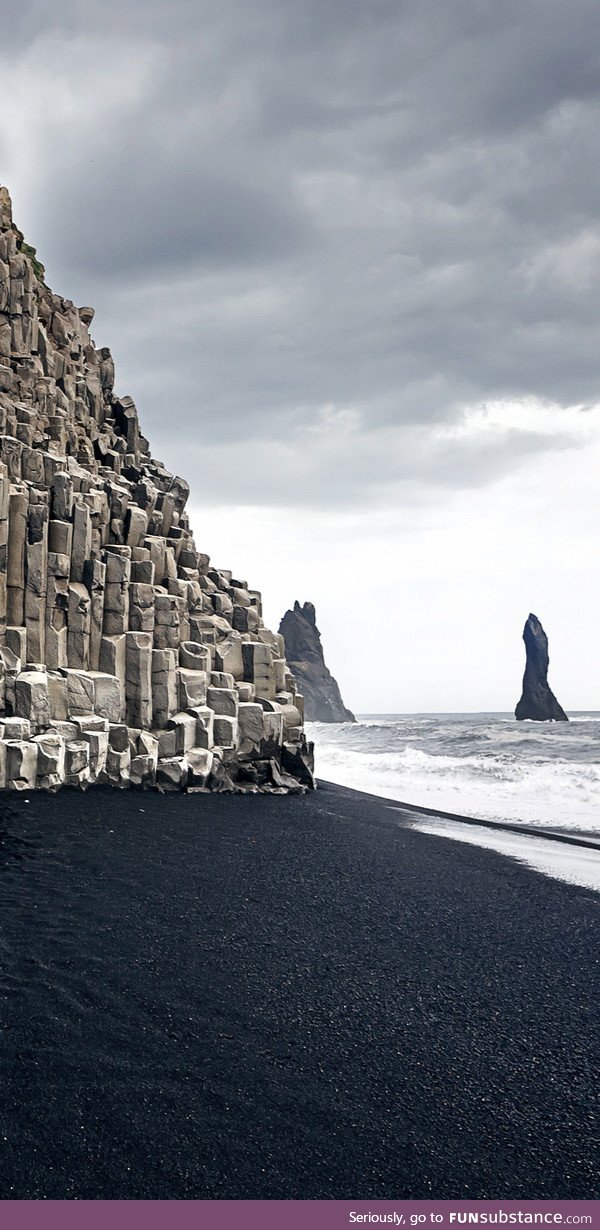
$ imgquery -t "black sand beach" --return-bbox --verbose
[0,781,597,1200]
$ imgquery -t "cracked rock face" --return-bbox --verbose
[515,613,568,722]
[279,601,355,723]
[0,185,314,792]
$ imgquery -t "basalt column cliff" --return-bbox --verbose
[0,187,314,791]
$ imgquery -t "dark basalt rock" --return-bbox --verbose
[279,601,355,723]
[515,613,568,722]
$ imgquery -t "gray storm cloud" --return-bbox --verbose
[3,0,600,508]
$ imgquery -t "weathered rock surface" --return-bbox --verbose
[515,613,568,722]
[279,601,355,723]
[0,186,314,791]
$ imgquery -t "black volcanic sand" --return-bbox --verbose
[0,781,597,1200]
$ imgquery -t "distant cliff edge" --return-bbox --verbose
[515,613,568,722]
[279,602,356,723]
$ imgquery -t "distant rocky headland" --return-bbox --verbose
[0,185,314,792]
[515,613,568,722]
[279,601,355,723]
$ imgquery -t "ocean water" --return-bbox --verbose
[307,712,600,835]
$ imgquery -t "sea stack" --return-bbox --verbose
[515,613,568,722]
[279,601,355,723]
[0,185,314,792]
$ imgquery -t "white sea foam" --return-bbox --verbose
[408,818,600,893]
[307,713,600,834]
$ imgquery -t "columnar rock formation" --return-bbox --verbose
[515,613,568,722]
[279,601,355,723]
[0,186,314,791]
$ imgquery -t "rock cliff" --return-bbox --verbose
[0,186,314,791]
[279,601,355,723]
[515,613,568,722]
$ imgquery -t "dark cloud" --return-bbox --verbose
[3,0,600,508]
[46,165,310,277]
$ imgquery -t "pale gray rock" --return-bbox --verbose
[51,473,74,521]
[177,667,207,709]
[187,747,213,788]
[7,486,27,625]
[129,582,155,633]
[151,647,178,728]
[192,705,214,749]
[138,730,158,762]
[210,670,234,688]
[280,702,304,734]
[47,674,69,721]
[166,711,197,754]
[207,686,238,717]
[179,641,210,672]
[238,702,263,757]
[67,582,91,670]
[91,671,124,723]
[125,631,152,728]
[6,739,38,789]
[213,715,238,748]
[48,720,78,740]
[125,505,148,548]
[243,641,276,699]
[102,745,131,787]
[0,186,314,792]
[84,558,106,670]
[214,632,244,680]
[0,645,21,714]
[82,728,109,778]
[48,520,73,557]
[65,740,91,786]
[156,755,188,791]
[4,716,31,740]
[99,634,126,686]
[108,724,129,752]
[70,503,92,583]
[15,669,50,730]
[156,728,177,759]
[63,668,95,716]
[130,752,157,788]
[261,711,284,757]
[33,731,65,789]
[6,626,26,660]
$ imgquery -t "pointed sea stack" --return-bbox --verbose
[279,601,355,723]
[0,185,314,792]
[515,613,568,722]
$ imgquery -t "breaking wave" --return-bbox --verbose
[307,713,600,834]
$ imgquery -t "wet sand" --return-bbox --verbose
[0,780,597,1199]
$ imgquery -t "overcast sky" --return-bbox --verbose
[2,0,599,711]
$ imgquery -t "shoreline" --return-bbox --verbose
[317,780,600,850]
[0,781,597,1199]
[2,776,600,850]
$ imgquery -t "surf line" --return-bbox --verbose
[386,800,600,852]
